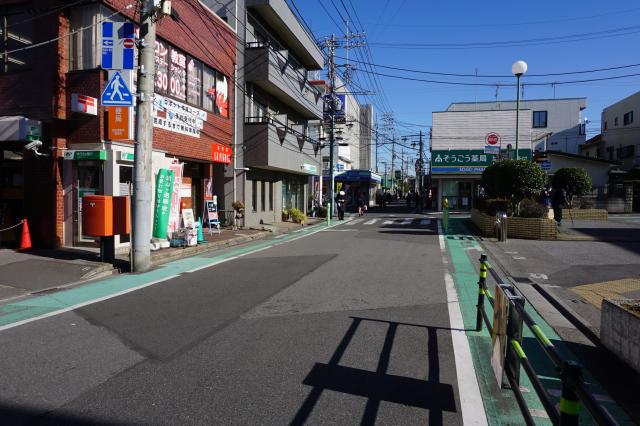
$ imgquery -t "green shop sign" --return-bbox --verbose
[432,149,532,174]
[63,150,107,161]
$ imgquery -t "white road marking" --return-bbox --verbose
[345,219,363,226]
[505,251,518,254]
[420,219,431,225]
[383,220,394,225]
[364,218,378,225]
[438,220,488,426]
[401,218,412,225]
[513,256,526,260]
[529,409,549,418]
[529,273,548,280]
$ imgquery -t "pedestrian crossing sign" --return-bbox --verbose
[101,71,133,106]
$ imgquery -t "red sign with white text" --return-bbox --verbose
[212,143,232,164]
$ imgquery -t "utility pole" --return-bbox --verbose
[132,0,158,272]
[391,135,396,196]
[327,33,336,224]
[418,130,424,213]
[374,113,378,173]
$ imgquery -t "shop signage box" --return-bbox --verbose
[432,149,532,174]
[63,150,107,161]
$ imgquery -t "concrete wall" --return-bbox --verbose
[544,154,614,188]
[448,98,586,154]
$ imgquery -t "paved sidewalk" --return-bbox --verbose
[471,217,640,422]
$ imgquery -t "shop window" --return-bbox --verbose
[187,56,203,106]
[203,65,216,112]
[1,4,33,72]
[260,180,266,211]
[252,180,257,212]
[215,72,229,117]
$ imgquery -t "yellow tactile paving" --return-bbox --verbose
[571,278,640,309]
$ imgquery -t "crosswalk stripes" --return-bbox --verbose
[342,217,435,227]
[401,218,413,225]
[383,220,394,225]
[345,219,364,226]
[364,218,379,225]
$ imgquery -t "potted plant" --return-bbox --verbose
[281,208,290,222]
[289,208,306,224]
[232,201,245,218]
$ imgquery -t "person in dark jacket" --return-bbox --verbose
[551,187,567,225]
[335,190,346,220]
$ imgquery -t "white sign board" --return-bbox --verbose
[152,94,206,137]
[71,94,98,116]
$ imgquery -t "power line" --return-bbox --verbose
[335,55,640,78]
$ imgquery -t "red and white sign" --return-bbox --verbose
[212,143,232,164]
[123,38,134,49]
[71,94,97,116]
[486,132,501,146]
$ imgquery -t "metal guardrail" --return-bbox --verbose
[475,254,615,426]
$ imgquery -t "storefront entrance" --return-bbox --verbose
[441,179,473,210]
[282,176,304,211]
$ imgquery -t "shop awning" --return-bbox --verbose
[0,116,42,142]
[329,170,382,183]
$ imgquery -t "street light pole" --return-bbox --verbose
[512,60,528,161]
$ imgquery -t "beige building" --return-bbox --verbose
[583,91,640,170]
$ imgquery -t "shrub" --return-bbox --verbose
[518,199,548,218]
[551,168,592,208]
[481,160,546,210]
[289,208,306,223]
[483,199,513,216]
[316,206,328,218]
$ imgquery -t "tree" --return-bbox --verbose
[481,160,546,211]
[551,168,592,208]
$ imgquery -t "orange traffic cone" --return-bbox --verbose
[20,218,32,251]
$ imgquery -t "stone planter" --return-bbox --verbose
[562,208,608,220]
[471,209,557,240]
[601,299,640,373]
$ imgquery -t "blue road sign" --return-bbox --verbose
[101,71,133,106]
[101,21,135,70]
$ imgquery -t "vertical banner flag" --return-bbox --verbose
[167,161,184,234]
[152,169,175,239]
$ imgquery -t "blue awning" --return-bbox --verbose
[325,170,382,183]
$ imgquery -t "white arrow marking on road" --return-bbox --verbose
[364,219,378,225]
[513,256,526,260]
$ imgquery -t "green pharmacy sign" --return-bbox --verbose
[431,149,532,174]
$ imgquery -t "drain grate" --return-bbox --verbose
[512,277,533,284]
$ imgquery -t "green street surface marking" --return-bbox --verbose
[444,218,632,425]
[0,221,339,330]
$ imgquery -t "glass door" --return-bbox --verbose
[75,161,103,245]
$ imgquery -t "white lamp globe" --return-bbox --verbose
[512,60,528,76]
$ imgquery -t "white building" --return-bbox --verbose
[448,98,587,154]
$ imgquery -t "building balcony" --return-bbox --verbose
[244,116,321,175]
[245,44,323,119]
[246,0,323,69]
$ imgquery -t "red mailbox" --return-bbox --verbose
[82,195,113,237]
[113,196,131,235]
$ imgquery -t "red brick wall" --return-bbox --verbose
[0,1,236,247]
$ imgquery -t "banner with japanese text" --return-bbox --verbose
[431,149,532,174]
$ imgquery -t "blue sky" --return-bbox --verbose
[292,0,640,164]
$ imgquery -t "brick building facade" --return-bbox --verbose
[0,0,236,248]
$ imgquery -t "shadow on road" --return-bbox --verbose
[290,316,459,426]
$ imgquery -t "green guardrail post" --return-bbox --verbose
[560,361,581,426]
[442,197,449,233]
[476,254,489,331]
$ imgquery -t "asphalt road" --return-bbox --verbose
[0,206,466,425]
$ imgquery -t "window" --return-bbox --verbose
[617,145,635,159]
[1,5,33,72]
[614,117,619,126]
[269,181,273,211]
[624,111,634,126]
[604,121,608,131]
[187,57,203,106]
[203,65,216,112]
[252,180,257,212]
[533,111,547,128]
[216,73,229,117]
[260,180,266,211]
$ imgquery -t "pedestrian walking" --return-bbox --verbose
[357,192,366,216]
[406,191,412,210]
[551,186,567,226]
[335,190,346,220]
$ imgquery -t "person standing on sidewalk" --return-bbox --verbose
[335,191,346,220]
[551,185,567,226]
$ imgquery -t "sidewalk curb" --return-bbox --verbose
[150,231,272,266]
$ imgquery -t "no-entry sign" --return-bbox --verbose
[485,132,501,154]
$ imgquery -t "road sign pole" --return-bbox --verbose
[132,0,157,272]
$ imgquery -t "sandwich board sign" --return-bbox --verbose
[101,71,133,106]
[204,198,221,235]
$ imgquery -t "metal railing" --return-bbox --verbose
[244,115,321,148]
[475,254,616,426]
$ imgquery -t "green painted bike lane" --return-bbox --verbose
[0,220,339,330]
[444,218,632,425]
